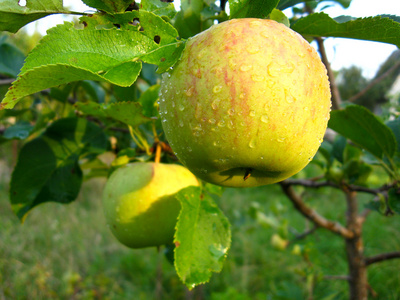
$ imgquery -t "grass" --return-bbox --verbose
[1,148,400,299]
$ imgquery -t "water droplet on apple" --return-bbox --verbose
[285,91,295,103]
[246,45,260,54]
[240,121,245,126]
[179,120,184,127]
[185,86,194,96]
[268,62,295,76]
[227,108,235,116]
[304,106,309,111]
[249,110,256,117]
[178,104,185,111]
[213,85,222,93]
[277,137,285,143]
[240,64,252,72]
[187,146,192,152]
[211,98,220,110]
[171,101,175,107]
[261,115,269,123]
[227,120,234,129]
[260,30,269,39]
[248,138,257,148]
[217,120,225,127]
[260,156,264,160]
[209,118,216,124]
[251,74,264,82]
[249,20,262,27]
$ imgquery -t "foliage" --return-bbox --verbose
[0,0,399,294]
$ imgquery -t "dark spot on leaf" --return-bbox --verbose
[13,191,17,195]
[175,241,180,248]
[200,194,204,200]
[113,24,121,29]
[154,35,161,44]
[160,57,166,62]
[71,168,75,174]
[82,21,88,27]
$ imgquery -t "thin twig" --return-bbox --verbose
[316,37,342,110]
[348,61,400,103]
[291,225,318,241]
[279,182,354,239]
[0,78,14,85]
[324,275,350,281]
[365,252,400,266]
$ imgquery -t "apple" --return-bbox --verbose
[102,162,199,248]
[158,18,331,187]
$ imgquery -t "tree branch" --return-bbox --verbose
[316,37,342,110]
[365,252,400,266]
[279,182,354,239]
[348,61,400,103]
[0,78,15,85]
[324,275,350,281]
[283,179,397,195]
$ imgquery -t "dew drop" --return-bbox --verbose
[261,115,269,123]
[248,138,257,149]
[227,108,235,116]
[185,86,194,96]
[209,118,216,124]
[249,110,256,117]
[213,85,222,94]
[240,64,252,72]
[251,74,264,82]
[211,98,220,110]
[179,120,184,127]
[246,45,260,54]
[217,120,226,127]
[178,104,185,111]
[277,137,285,143]
[227,120,234,129]
[171,101,175,107]
[249,20,262,27]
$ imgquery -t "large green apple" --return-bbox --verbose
[102,162,199,248]
[159,18,331,187]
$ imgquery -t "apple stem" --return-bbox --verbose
[243,168,252,181]
[155,142,162,164]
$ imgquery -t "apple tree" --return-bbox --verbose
[0,0,400,299]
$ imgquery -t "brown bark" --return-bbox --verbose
[344,190,368,300]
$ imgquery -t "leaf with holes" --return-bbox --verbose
[1,15,185,109]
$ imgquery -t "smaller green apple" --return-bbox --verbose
[102,162,199,249]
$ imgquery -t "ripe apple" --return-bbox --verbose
[102,162,199,248]
[158,18,331,187]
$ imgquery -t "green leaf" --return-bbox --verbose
[269,8,290,27]
[138,84,160,118]
[10,117,107,221]
[388,188,400,214]
[105,102,151,127]
[0,38,25,77]
[174,186,231,289]
[386,118,400,154]
[0,0,70,33]
[292,13,400,48]
[75,101,151,127]
[328,105,397,159]
[140,0,177,19]
[277,0,351,10]
[1,16,184,109]
[82,0,132,13]
[229,0,279,19]
[3,120,33,140]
